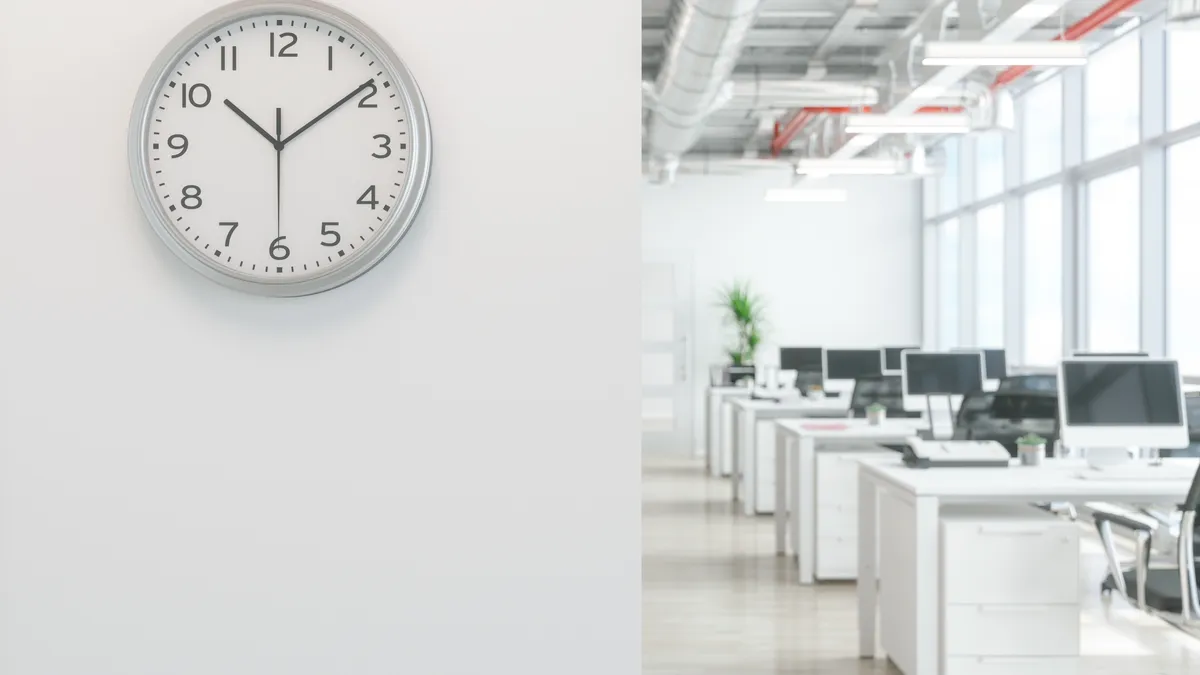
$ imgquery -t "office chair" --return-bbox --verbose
[996,373,1057,393]
[1162,392,1200,459]
[847,375,921,419]
[951,390,995,440]
[1095,459,1200,619]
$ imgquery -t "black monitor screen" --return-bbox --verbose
[1062,361,1182,426]
[884,346,919,371]
[905,352,984,395]
[984,350,1007,379]
[826,349,883,380]
[781,347,823,374]
[953,348,1008,379]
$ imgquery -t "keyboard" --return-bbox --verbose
[1076,463,1198,481]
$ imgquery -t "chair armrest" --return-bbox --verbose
[1093,510,1156,533]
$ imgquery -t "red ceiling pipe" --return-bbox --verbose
[992,0,1143,89]
[769,105,965,155]
[796,105,965,113]
[771,110,818,156]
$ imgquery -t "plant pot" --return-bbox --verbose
[867,409,887,426]
[1018,443,1045,466]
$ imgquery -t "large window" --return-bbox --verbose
[1023,187,1063,365]
[1085,32,1141,160]
[939,219,961,349]
[1021,76,1062,182]
[1168,138,1200,372]
[939,139,960,214]
[1086,168,1141,352]
[975,205,1005,347]
[975,132,1004,200]
[1168,32,1200,131]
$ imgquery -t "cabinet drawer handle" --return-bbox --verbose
[976,605,1052,613]
[976,527,1047,536]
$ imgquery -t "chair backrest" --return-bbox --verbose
[1183,454,1200,513]
[996,374,1057,394]
[953,390,995,438]
[848,375,918,418]
[978,391,1060,456]
[1161,392,1200,458]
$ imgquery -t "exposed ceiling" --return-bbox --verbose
[641,0,1156,162]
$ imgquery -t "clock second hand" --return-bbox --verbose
[276,107,282,241]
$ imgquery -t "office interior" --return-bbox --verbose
[642,1,1200,674]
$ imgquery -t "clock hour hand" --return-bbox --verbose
[279,79,374,147]
[223,99,283,151]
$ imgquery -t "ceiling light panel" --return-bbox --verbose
[844,113,972,135]
[923,41,1088,66]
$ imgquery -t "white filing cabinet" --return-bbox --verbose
[939,504,1080,675]
[814,449,891,579]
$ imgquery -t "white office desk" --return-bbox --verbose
[773,418,926,583]
[732,397,850,513]
[706,386,751,476]
[856,457,1198,675]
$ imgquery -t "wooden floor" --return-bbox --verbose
[642,453,1200,675]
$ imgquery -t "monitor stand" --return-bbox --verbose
[925,394,956,441]
[1082,446,1136,468]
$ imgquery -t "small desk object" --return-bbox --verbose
[902,438,1010,468]
[732,396,849,513]
[856,456,1198,675]
[773,418,926,583]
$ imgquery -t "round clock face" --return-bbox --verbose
[128,0,431,296]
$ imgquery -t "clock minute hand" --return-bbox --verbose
[223,99,282,151]
[279,79,374,147]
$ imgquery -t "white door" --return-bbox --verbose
[642,256,693,454]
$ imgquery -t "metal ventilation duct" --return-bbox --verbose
[644,0,766,174]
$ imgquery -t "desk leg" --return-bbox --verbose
[721,403,735,477]
[797,436,817,584]
[705,393,713,475]
[742,413,759,516]
[731,410,742,504]
[774,432,789,555]
[857,471,877,659]
[911,495,940,675]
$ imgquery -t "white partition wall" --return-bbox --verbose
[0,1,640,672]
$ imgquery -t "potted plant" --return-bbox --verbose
[866,402,887,426]
[1017,433,1046,466]
[716,280,767,368]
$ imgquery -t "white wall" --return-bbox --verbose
[642,170,923,450]
[0,2,639,673]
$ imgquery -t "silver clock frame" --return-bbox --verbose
[128,0,432,297]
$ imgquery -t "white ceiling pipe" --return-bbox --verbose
[828,0,1074,161]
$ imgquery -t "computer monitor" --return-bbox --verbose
[825,349,884,380]
[780,347,824,374]
[1058,358,1188,449]
[724,365,756,386]
[952,348,1007,380]
[1072,351,1149,358]
[882,346,919,374]
[901,351,986,412]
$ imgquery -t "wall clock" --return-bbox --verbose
[128,0,432,296]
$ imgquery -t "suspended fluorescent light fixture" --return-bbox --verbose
[764,188,848,203]
[923,41,1088,66]
[844,113,971,135]
[1014,0,1065,20]
[795,158,900,176]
